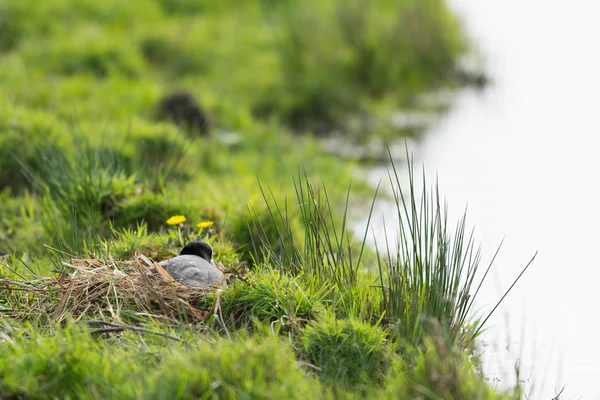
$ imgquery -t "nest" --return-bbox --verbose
[0,253,222,324]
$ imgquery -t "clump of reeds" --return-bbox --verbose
[0,252,222,325]
[250,146,536,349]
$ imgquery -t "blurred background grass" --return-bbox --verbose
[0,0,468,258]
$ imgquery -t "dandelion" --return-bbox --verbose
[197,221,214,229]
[166,215,187,247]
[166,215,186,225]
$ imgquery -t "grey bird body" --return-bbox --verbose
[159,241,223,288]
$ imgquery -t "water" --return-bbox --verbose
[363,1,600,398]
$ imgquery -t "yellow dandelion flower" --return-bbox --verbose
[196,221,214,229]
[166,215,187,225]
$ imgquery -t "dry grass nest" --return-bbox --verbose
[0,252,230,325]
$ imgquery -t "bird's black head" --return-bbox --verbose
[179,241,213,262]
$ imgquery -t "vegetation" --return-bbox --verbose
[0,162,532,399]
[0,0,530,399]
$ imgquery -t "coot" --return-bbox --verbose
[159,241,223,287]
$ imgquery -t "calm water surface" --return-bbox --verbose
[363,1,600,398]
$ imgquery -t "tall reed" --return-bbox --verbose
[250,170,378,291]
[376,148,536,346]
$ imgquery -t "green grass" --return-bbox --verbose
[0,324,325,399]
[300,314,389,388]
[217,268,327,335]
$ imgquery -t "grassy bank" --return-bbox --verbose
[0,0,526,398]
[0,162,530,399]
